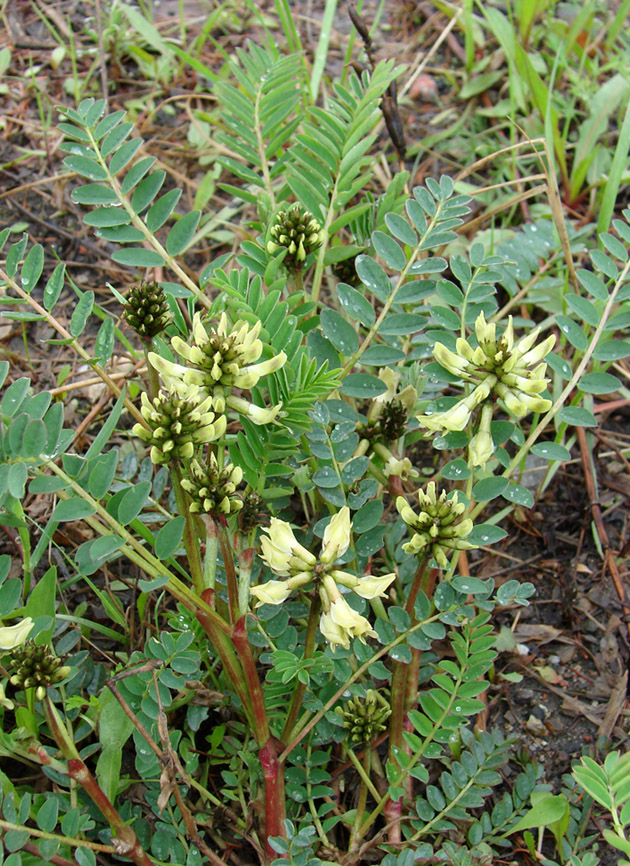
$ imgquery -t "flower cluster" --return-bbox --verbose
[132,387,225,465]
[251,507,396,650]
[334,689,391,745]
[149,313,286,425]
[356,368,419,481]
[180,456,243,516]
[267,205,326,270]
[122,280,170,340]
[396,482,477,568]
[8,640,71,700]
[418,313,556,454]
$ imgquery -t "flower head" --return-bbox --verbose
[8,640,71,700]
[251,507,396,649]
[180,455,243,516]
[132,387,225,465]
[335,689,391,744]
[122,280,170,340]
[267,204,326,271]
[396,482,477,568]
[148,313,286,422]
[419,313,556,433]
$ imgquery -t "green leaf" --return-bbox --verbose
[75,536,124,575]
[131,170,166,214]
[146,188,182,232]
[70,291,94,337]
[378,313,427,335]
[353,500,383,533]
[111,248,165,267]
[72,184,119,206]
[44,263,66,311]
[21,419,48,458]
[530,441,571,461]
[117,482,151,525]
[372,230,407,270]
[440,459,470,480]
[579,372,621,394]
[590,249,617,279]
[339,373,387,398]
[467,523,508,545]
[557,315,588,351]
[21,244,44,292]
[166,210,201,256]
[25,565,56,645]
[593,339,630,361]
[336,283,376,326]
[312,466,341,488]
[36,796,59,833]
[502,484,534,508]
[88,450,118,499]
[58,122,92,142]
[155,517,186,559]
[361,346,406,364]
[97,225,145,243]
[100,122,134,158]
[320,309,359,356]
[355,255,393,302]
[86,389,126,459]
[472,476,509,501]
[1,377,30,417]
[64,155,108,181]
[83,208,131,228]
[506,793,570,835]
[0,361,9,389]
[6,233,28,278]
[52,498,96,522]
[565,294,599,327]
[94,318,115,362]
[118,151,153,189]
[94,110,127,140]
[577,269,608,301]
[558,407,597,427]
[384,212,417,246]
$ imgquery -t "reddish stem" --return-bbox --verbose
[232,615,269,746]
[259,738,288,859]
[67,759,155,866]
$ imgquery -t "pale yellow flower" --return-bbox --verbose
[0,618,34,651]
[396,483,476,568]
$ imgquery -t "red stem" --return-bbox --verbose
[232,615,269,746]
[67,759,155,866]
[259,738,288,860]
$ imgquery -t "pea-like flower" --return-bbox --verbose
[396,482,477,568]
[180,456,243,516]
[267,204,326,270]
[318,574,377,649]
[149,313,286,424]
[251,507,396,648]
[418,313,556,434]
[132,387,226,465]
[0,618,34,651]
